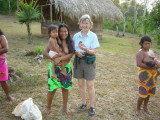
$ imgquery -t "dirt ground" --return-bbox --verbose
[0,14,160,120]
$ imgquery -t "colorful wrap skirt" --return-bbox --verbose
[0,56,8,81]
[48,62,72,91]
[138,68,158,98]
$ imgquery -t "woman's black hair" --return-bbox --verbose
[58,24,74,54]
[48,25,58,37]
[0,29,4,35]
[139,35,152,48]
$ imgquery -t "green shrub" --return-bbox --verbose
[34,46,44,55]
[16,68,23,77]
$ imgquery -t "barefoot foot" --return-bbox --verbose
[64,108,72,115]
[143,108,152,115]
[7,96,16,101]
[136,110,142,116]
[61,71,67,76]
[44,108,51,115]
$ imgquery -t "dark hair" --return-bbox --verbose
[139,36,152,48]
[48,25,58,37]
[0,29,4,35]
[58,24,74,54]
[146,61,155,68]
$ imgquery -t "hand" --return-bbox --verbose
[155,64,158,69]
[54,58,61,65]
[79,44,87,51]
[58,52,63,57]
[77,51,85,57]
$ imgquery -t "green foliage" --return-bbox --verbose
[16,0,40,24]
[149,2,160,44]
[0,0,17,14]
[16,0,40,44]
[16,68,23,77]
[34,46,44,55]
[103,0,145,34]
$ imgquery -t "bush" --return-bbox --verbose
[34,46,44,55]
[16,68,23,77]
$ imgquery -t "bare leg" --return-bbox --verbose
[136,97,144,116]
[1,81,16,101]
[78,79,86,105]
[44,89,57,115]
[86,80,95,108]
[62,88,71,114]
[51,62,58,79]
[61,61,67,76]
[143,95,152,115]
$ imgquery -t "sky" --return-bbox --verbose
[120,0,159,11]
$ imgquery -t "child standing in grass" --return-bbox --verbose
[0,28,16,101]
[48,25,67,79]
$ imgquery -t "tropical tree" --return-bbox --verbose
[150,1,160,44]
[139,0,148,37]
[0,0,17,14]
[120,2,129,36]
[16,0,40,44]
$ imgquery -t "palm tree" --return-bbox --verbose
[16,0,40,44]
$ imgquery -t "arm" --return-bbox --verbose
[44,44,62,65]
[54,42,75,64]
[44,44,52,60]
[54,52,74,65]
[49,39,60,53]
[0,35,8,55]
[78,33,99,55]
[136,52,148,69]
[44,43,61,59]
[79,45,96,55]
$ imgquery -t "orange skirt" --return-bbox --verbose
[138,68,158,98]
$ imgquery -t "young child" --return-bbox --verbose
[48,25,67,79]
[146,58,160,75]
[0,28,16,101]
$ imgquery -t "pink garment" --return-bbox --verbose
[0,56,8,81]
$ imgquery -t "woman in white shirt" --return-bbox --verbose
[73,14,100,116]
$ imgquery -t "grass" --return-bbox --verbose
[0,14,160,120]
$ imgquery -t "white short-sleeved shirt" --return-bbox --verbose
[73,30,100,52]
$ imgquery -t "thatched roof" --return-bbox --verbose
[53,0,123,22]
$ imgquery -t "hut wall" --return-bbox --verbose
[63,17,103,40]
[41,13,103,40]
[41,21,103,40]
[41,22,62,36]
[41,22,50,35]
[92,21,103,40]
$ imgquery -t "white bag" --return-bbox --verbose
[12,98,42,120]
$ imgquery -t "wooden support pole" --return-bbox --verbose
[50,4,52,23]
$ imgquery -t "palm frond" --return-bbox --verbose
[16,0,40,24]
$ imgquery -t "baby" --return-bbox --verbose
[146,58,160,75]
[48,25,67,79]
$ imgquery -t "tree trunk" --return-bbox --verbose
[50,4,52,23]
[8,0,11,16]
[17,0,19,11]
[116,25,120,37]
[26,23,32,44]
[122,13,126,37]
[144,20,147,35]
[132,2,137,33]
[139,0,147,37]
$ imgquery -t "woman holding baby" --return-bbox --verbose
[136,35,159,116]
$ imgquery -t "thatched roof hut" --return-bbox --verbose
[31,0,123,39]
